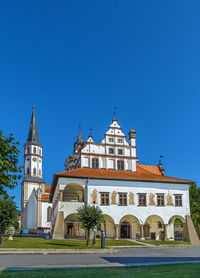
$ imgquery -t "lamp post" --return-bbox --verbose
[93,226,97,245]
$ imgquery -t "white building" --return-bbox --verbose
[50,117,199,243]
[21,107,52,233]
[21,109,199,244]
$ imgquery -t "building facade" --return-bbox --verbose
[50,117,197,242]
[21,109,199,244]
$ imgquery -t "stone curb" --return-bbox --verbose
[0,248,119,254]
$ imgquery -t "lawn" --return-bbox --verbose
[140,240,190,246]
[0,237,141,249]
[0,263,200,278]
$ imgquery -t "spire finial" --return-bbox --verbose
[113,106,117,120]
[89,128,93,137]
[159,155,164,164]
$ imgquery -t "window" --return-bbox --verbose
[109,148,114,154]
[92,158,98,169]
[138,194,146,206]
[119,193,127,206]
[157,194,165,206]
[118,139,123,143]
[118,149,123,155]
[27,147,30,153]
[39,149,41,155]
[33,147,36,154]
[117,160,124,170]
[101,192,109,205]
[39,169,41,176]
[109,138,114,142]
[158,221,162,228]
[27,167,29,175]
[47,206,52,222]
[174,195,182,207]
[33,167,36,175]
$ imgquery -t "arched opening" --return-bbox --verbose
[47,206,52,222]
[168,216,185,241]
[63,183,84,202]
[33,147,36,154]
[64,213,85,238]
[119,215,140,239]
[27,167,30,175]
[33,167,36,176]
[101,214,115,238]
[145,215,164,240]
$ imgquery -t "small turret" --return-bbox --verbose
[128,128,136,146]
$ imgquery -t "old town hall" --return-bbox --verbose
[21,107,200,245]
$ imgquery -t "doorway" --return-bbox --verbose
[120,222,130,238]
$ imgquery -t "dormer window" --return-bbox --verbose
[109,138,114,143]
[109,148,114,154]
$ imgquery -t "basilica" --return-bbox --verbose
[21,107,200,244]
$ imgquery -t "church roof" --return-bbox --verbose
[54,166,193,184]
[27,106,40,145]
[23,176,45,183]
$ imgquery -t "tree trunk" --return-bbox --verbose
[0,234,4,246]
[86,229,90,247]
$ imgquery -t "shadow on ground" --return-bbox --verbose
[102,256,200,265]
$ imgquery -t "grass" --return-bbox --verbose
[0,237,141,249]
[140,240,190,246]
[0,263,200,278]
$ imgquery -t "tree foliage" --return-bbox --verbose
[0,197,19,245]
[77,205,104,246]
[0,131,22,199]
[189,183,200,236]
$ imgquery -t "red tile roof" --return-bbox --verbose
[55,165,193,184]
[42,194,50,202]
[45,185,51,192]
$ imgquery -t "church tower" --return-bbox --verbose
[24,106,43,179]
[21,106,45,232]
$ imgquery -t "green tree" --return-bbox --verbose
[189,183,200,237]
[0,197,19,245]
[0,131,22,199]
[77,205,104,247]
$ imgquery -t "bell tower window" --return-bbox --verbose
[33,167,36,175]
[27,167,29,175]
[33,147,36,154]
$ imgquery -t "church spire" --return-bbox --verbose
[27,105,40,145]
[77,122,84,144]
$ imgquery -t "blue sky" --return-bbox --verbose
[1,1,200,209]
